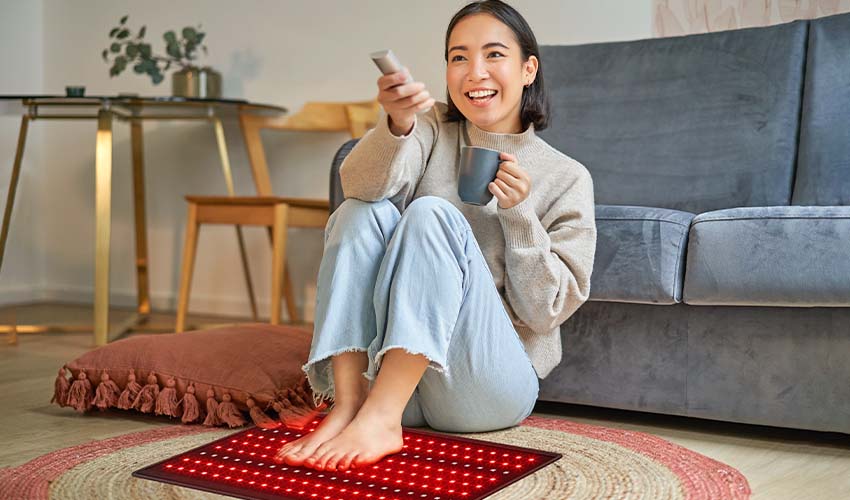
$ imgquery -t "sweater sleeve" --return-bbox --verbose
[339,106,439,212]
[496,166,597,334]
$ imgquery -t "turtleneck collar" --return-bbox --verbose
[464,119,545,156]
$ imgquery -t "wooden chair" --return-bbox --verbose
[175,100,380,332]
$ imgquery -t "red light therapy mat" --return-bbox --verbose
[133,417,561,500]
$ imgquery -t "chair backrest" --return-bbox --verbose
[239,100,380,196]
[344,101,381,138]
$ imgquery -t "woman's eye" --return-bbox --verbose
[451,52,502,62]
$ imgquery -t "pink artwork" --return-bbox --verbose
[653,0,850,36]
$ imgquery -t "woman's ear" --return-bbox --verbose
[523,55,539,86]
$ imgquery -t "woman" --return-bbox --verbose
[275,0,596,472]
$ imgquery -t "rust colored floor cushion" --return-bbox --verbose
[50,323,324,428]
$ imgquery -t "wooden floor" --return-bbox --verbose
[1,302,848,499]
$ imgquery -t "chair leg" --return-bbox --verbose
[176,203,200,333]
[283,264,299,323]
[270,204,289,325]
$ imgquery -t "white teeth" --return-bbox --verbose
[467,90,496,98]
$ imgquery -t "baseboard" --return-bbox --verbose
[0,286,48,305]
[0,285,308,321]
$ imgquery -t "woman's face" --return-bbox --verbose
[446,13,538,134]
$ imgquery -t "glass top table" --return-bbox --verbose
[0,95,288,345]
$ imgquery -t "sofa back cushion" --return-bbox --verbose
[792,12,850,206]
[538,21,808,214]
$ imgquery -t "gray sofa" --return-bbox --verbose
[328,13,850,434]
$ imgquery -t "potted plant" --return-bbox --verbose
[102,15,221,98]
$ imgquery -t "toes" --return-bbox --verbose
[274,444,295,463]
[353,453,378,468]
[305,443,331,465]
[284,448,309,466]
[338,452,358,471]
[310,448,334,470]
[325,452,344,471]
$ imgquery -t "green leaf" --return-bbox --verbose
[139,43,152,58]
[166,42,182,59]
[102,49,108,61]
[196,33,205,44]
[151,71,164,85]
[182,27,197,42]
[164,30,177,44]
[185,41,196,57]
[110,56,127,77]
[133,63,146,74]
[126,44,138,58]
[120,15,128,24]
[110,42,121,53]
[139,25,146,38]
[109,27,119,38]
[117,29,130,39]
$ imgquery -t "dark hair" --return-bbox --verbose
[443,0,550,131]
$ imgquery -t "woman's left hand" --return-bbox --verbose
[489,152,531,209]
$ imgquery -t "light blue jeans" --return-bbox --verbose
[303,196,539,432]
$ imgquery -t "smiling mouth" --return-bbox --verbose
[464,90,498,105]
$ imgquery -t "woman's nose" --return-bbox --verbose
[467,56,489,80]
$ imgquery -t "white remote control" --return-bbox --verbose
[370,49,412,84]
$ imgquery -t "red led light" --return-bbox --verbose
[133,415,560,500]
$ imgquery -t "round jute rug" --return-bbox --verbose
[0,415,750,499]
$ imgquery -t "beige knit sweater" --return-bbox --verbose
[339,102,597,379]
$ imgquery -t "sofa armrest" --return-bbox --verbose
[591,205,695,304]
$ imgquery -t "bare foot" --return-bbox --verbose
[273,404,359,466]
[303,407,404,472]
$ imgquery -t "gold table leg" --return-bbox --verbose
[0,115,29,273]
[94,109,113,346]
[212,118,259,320]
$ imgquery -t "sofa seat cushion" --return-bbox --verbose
[590,205,694,304]
[684,206,850,306]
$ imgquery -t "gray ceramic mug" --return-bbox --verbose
[458,146,501,205]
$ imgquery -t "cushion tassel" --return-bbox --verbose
[155,377,180,418]
[92,371,121,411]
[203,388,222,426]
[51,367,70,407]
[67,371,93,413]
[216,392,247,428]
[271,394,317,430]
[247,397,280,429]
[116,370,142,410]
[180,384,202,424]
[133,373,160,413]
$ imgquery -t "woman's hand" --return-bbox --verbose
[489,152,531,209]
[377,67,436,136]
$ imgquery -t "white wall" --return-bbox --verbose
[0,0,651,319]
[0,0,44,303]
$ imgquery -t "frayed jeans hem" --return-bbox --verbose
[365,344,447,382]
[302,346,369,408]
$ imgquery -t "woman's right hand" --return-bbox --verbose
[377,67,436,136]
